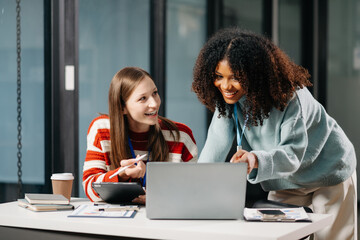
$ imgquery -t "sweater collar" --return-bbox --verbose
[128,129,149,141]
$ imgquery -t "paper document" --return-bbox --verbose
[68,204,138,218]
[243,207,311,222]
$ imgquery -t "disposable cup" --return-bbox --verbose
[51,173,74,201]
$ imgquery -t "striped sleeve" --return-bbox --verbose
[162,122,198,163]
[82,116,121,202]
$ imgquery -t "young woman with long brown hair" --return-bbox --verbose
[83,67,197,203]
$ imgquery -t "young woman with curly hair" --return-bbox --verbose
[83,67,198,204]
[193,28,356,240]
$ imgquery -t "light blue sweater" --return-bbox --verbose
[199,88,356,191]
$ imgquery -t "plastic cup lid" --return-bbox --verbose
[51,173,74,180]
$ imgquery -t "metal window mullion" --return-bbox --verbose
[51,0,79,196]
[150,0,166,116]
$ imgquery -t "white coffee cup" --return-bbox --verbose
[51,173,74,201]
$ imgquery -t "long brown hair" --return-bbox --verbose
[108,67,179,169]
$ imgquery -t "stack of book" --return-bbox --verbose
[18,193,74,212]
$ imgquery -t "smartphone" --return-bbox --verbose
[258,209,286,221]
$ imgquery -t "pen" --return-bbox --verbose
[96,206,140,212]
[109,154,147,179]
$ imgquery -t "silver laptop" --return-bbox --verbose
[146,162,247,219]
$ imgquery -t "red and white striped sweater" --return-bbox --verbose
[82,115,198,201]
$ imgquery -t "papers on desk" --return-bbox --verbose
[243,207,312,222]
[68,204,138,218]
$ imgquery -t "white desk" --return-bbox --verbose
[0,198,333,240]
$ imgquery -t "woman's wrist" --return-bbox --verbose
[117,170,130,181]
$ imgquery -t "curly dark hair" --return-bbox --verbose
[192,27,312,126]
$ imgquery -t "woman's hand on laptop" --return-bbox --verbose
[118,157,146,179]
[230,149,258,174]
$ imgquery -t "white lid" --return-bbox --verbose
[51,173,74,180]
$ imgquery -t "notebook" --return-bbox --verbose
[24,193,69,205]
[146,162,247,219]
[18,199,74,212]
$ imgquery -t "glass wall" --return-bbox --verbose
[278,0,301,64]
[327,0,360,193]
[166,0,207,151]
[222,0,301,64]
[223,0,263,34]
[78,0,150,197]
[0,0,44,184]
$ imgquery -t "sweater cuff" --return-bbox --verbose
[248,150,274,184]
[103,169,120,182]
